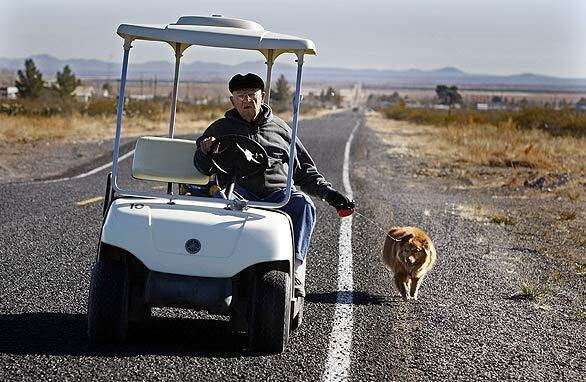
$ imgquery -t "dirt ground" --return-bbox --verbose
[365,112,585,314]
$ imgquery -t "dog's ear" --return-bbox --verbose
[388,227,404,240]
[388,227,400,236]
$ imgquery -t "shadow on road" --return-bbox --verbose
[306,291,397,305]
[0,312,248,357]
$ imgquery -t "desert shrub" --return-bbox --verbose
[124,99,166,120]
[2,95,231,121]
[512,107,586,137]
[176,101,230,119]
[0,97,77,116]
[384,106,586,138]
[0,101,25,115]
[82,97,118,117]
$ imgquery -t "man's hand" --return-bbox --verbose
[325,188,355,215]
[200,136,216,155]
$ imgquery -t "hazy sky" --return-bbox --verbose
[1,0,585,78]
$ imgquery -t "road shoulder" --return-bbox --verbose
[348,112,585,380]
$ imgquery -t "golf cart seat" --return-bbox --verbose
[132,136,209,184]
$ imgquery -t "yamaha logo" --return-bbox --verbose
[185,238,201,254]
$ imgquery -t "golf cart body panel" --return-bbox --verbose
[102,198,294,278]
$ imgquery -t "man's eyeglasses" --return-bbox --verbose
[233,90,261,101]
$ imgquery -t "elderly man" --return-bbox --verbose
[194,73,354,297]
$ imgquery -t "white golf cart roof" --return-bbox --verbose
[117,15,317,57]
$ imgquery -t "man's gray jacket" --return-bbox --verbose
[194,104,332,199]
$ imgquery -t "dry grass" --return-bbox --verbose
[0,113,212,143]
[518,280,546,301]
[433,120,585,174]
[571,231,586,247]
[572,310,585,321]
[384,106,586,138]
[367,111,585,204]
[380,106,586,175]
[560,211,577,221]
[367,111,586,174]
[573,262,586,276]
[490,214,516,225]
[0,106,336,145]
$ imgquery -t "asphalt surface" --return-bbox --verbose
[1,110,584,381]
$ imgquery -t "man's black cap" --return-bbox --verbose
[229,73,265,93]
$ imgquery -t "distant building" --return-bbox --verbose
[477,101,507,111]
[129,94,155,101]
[0,86,18,99]
[74,86,95,102]
[433,104,450,110]
[193,97,209,105]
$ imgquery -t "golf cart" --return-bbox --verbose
[87,15,316,354]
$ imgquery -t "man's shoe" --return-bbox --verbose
[294,277,306,298]
[294,258,307,298]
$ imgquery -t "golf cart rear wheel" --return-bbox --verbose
[248,269,291,353]
[128,303,151,326]
[87,259,129,343]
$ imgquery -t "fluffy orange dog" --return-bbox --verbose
[382,226,437,301]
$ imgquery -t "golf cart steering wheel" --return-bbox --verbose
[209,134,269,179]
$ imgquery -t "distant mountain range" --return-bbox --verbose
[2,54,586,91]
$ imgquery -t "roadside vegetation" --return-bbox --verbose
[0,97,229,143]
[384,105,586,138]
[380,92,585,175]
[0,60,341,143]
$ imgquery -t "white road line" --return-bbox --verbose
[30,149,135,185]
[323,120,360,382]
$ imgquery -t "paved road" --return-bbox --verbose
[1,110,584,381]
[0,111,357,381]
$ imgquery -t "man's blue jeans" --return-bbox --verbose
[220,185,316,262]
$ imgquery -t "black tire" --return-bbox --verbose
[87,259,129,343]
[128,303,151,326]
[248,269,291,353]
[290,297,304,331]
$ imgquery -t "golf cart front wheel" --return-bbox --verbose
[248,269,291,354]
[87,259,129,343]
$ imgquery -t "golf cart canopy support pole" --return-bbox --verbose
[111,39,132,190]
[168,43,182,138]
[268,52,304,209]
[264,49,274,105]
[167,43,182,194]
